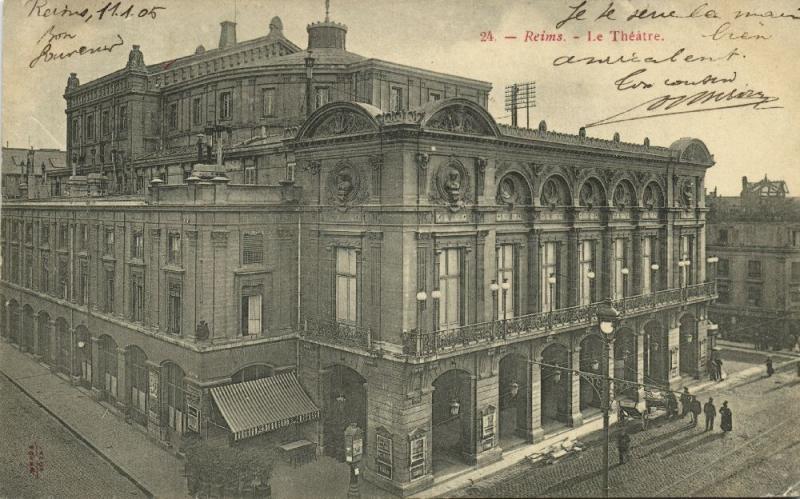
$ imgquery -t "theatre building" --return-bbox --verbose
[0,8,717,496]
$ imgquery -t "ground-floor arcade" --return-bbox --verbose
[296,303,713,496]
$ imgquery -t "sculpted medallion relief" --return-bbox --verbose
[430,160,472,211]
[326,160,368,209]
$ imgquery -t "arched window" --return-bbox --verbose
[162,362,186,434]
[231,364,273,384]
[127,347,148,426]
[99,336,118,403]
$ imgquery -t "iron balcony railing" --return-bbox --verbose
[402,281,717,357]
[301,317,373,351]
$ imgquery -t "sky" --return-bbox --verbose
[2,0,799,195]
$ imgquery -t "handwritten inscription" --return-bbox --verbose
[30,33,124,68]
[27,442,45,478]
[25,0,165,22]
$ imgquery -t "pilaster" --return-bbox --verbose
[567,346,583,427]
[524,357,545,442]
[115,347,128,413]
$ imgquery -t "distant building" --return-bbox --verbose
[1,147,67,199]
[707,175,800,349]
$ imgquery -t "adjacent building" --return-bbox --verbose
[1,8,717,495]
[707,176,800,349]
[1,147,67,199]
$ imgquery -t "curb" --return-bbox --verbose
[0,369,155,499]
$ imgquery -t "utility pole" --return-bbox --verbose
[504,82,536,128]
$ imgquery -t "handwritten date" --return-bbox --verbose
[25,0,165,22]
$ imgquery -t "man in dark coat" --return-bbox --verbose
[680,387,691,418]
[715,357,724,381]
[766,357,775,377]
[720,401,733,433]
[665,391,678,419]
[617,428,631,465]
[703,397,717,431]
[689,396,702,427]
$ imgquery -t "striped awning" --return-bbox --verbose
[210,372,320,441]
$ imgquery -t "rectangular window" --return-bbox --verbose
[72,118,80,143]
[241,232,264,265]
[793,230,800,247]
[747,286,761,307]
[168,232,181,264]
[314,87,330,109]
[192,97,202,126]
[613,238,628,300]
[541,242,559,312]
[438,248,462,329]
[219,92,232,120]
[78,224,87,251]
[497,244,515,319]
[718,258,730,277]
[718,229,728,244]
[77,259,88,306]
[40,224,50,246]
[390,86,404,112]
[102,110,109,136]
[40,252,49,292]
[131,273,144,323]
[792,262,800,282]
[428,91,441,102]
[261,88,275,117]
[747,260,762,279]
[336,248,358,324]
[168,281,182,334]
[579,240,596,306]
[24,251,33,289]
[241,293,262,336]
[244,166,257,185]
[25,224,33,245]
[118,105,128,131]
[168,102,178,130]
[105,269,115,313]
[86,114,95,140]
[57,256,69,299]
[641,237,653,295]
[680,235,695,285]
[105,229,115,256]
[58,225,69,249]
[131,232,143,259]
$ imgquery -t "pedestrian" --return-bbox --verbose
[680,387,691,418]
[666,391,678,419]
[703,397,717,431]
[617,428,631,465]
[766,357,775,377]
[719,401,733,434]
[715,357,724,382]
[707,357,717,381]
[690,396,702,427]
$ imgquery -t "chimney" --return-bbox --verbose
[219,21,237,49]
[741,176,748,193]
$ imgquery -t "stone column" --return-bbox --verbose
[47,319,57,367]
[523,357,545,442]
[148,228,161,331]
[635,333,646,411]
[567,230,578,307]
[90,337,102,400]
[146,360,164,440]
[67,327,81,385]
[461,375,479,465]
[601,230,613,300]
[528,230,540,313]
[115,347,128,413]
[567,346,583,427]
[184,230,198,340]
[31,312,41,359]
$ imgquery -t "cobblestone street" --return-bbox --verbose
[0,374,143,498]
[454,363,800,498]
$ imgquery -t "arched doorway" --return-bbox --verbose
[55,318,70,375]
[37,312,51,362]
[126,346,149,427]
[680,314,697,377]
[161,362,187,438]
[498,354,527,448]
[614,328,638,399]
[540,343,569,428]
[579,335,603,412]
[74,326,92,388]
[432,369,472,471]
[324,365,367,461]
[22,305,35,352]
[643,320,667,385]
[8,300,20,344]
[98,335,118,403]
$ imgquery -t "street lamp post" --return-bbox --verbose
[501,278,511,321]
[416,290,427,333]
[706,256,719,283]
[620,267,629,302]
[430,289,441,331]
[597,301,621,499]
[548,274,557,314]
[490,280,499,321]
[587,270,596,304]
[650,263,660,295]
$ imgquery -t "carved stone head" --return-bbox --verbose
[336,171,353,202]
[444,167,462,203]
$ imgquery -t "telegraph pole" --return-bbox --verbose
[504,82,536,128]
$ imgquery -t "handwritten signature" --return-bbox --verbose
[584,87,781,128]
[29,34,124,68]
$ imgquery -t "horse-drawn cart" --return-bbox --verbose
[617,387,671,430]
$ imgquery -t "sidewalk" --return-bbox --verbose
[416,344,800,499]
[0,341,188,499]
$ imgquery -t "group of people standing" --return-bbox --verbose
[679,387,733,433]
[707,356,725,381]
